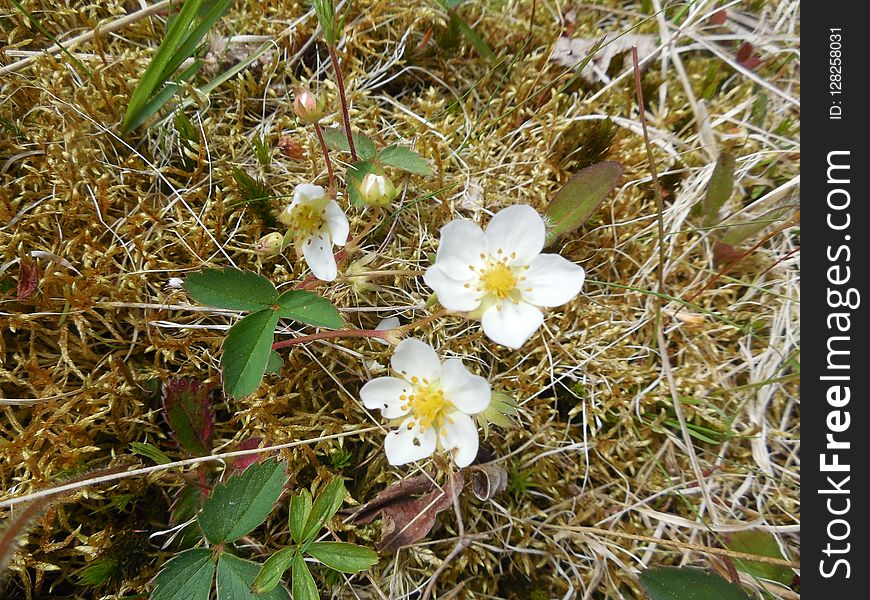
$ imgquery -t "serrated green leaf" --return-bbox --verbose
[307,542,378,574]
[321,127,377,160]
[639,567,752,600]
[221,310,280,399]
[695,153,736,226]
[545,161,623,240]
[301,478,345,542]
[198,458,288,544]
[251,548,296,595]
[265,350,283,374]
[130,441,172,465]
[276,290,343,329]
[151,548,214,600]
[291,554,318,600]
[185,268,278,311]
[216,553,289,600]
[289,490,313,544]
[725,530,794,585]
[346,160,377,207]
[476,391,517,430]
[377,145,434,176]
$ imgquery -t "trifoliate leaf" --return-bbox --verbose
[321,127,377,160]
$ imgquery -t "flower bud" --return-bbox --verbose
[256,232,284,257]
[293,89,326,124]
[358,172,398,207]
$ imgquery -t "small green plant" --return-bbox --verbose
[183,268,343,398]
[151,458,292,599]
[251,478,378,597]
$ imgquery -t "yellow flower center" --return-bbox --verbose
[480,262,517,299]
[287,204,325,235]
[401,378,449,431]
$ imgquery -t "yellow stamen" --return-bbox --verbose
[410,383,449,431]
[480,261,517,299]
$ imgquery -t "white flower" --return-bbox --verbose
[361,339,491,468]
[423,204,585,349]
[279,184,349,281]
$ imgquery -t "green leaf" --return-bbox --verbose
[452,12,496,62]
[121,0,203,135]
[289,490,314,544]
[313,0,336,46]
[720,205,794,247]
[321,127,377,160]
[307,542,378,574]
[345,160,377,207]
[545,161,623,240]
[198,458,288,544]
[216,553,289,600]
[251,548,296,595]
[725,530,794,585]
[276,290,343,329]
[185,268,278,311]
[151,548,214,600]
[221,309,280,399]
[301,478,346,542]
[694,153,736,226]
[130,441,172,464]
[265,350,283,374]
[377,145,434,176]
[291,553,318,600]
[476,391,517,430]
[639,567,752,600]
[164,378,213,455]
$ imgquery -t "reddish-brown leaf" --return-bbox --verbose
[350,472,465,552]
[708,10,727,26]
[17,260,39,301]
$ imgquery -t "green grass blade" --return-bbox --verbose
[121,0,204,135]
[160,0,234,81]
[123,60,203,133]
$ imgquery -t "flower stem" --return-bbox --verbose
[328,44,357,161]
[313,122,336,197]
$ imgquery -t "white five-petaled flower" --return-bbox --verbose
[423,204,585,349]
[279,184,349,282]
[361,339,491,468]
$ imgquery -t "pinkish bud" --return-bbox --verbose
[293,89,326,124]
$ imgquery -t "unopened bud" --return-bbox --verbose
[359,172,398,207]
[293,89,326,124]
[256,232,284,256]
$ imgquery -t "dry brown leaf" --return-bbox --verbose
[550,34,658,83]
[469,464,508,501]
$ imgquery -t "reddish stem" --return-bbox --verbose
[272,328,386,350]
[328,45,358,161]
[313,122,337,197]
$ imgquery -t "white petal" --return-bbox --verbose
[438,412,479,468]
[302,232,337,281]
[484,205,545,265]
[519,254,585,307]
[384,417,437,465]
[480,301,543,349]
[391,338,441,383]
[440,359,491,415]
[423,265,482,312]
[324,200,349,247]
[360,377,412,419]
[294,183,327,205]
[433,219,487,281]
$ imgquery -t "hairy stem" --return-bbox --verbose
[328,44,357,161]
